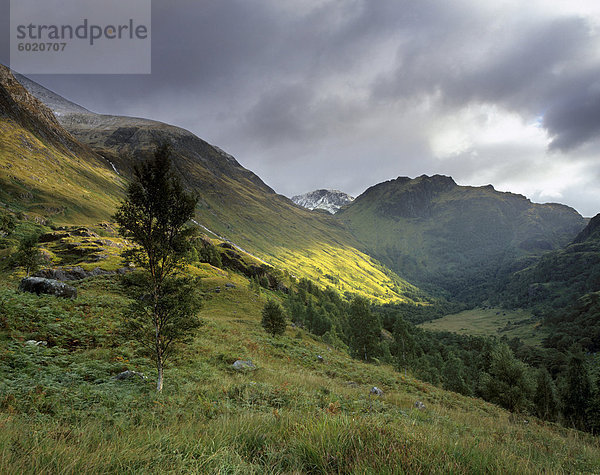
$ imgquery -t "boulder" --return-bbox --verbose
[19,277,77,299]
[34,266,130,281]
[113,370,147,381]
[370,386,384,396]
[414,401,426,410]
[225,283,236,289]
[25,340,47,347]
[232,360,256,371]
[317,355,324,363]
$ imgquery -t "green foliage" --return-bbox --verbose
[194,239,222,268]
[114,144,198,278]
[479,343,534,413]
[533,368,559,421]
[121,273,203,358]
[12,233,42,276]
[0,211,16,236]
[261,299,286,337]
[443,355,471,395]
[348,296,381,362]
[114,144,200,391]
[562,354,593,430]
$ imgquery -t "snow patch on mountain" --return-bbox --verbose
[291,189,355,214]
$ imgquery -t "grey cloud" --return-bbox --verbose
[2,0,600,215]
[544,72,600,151]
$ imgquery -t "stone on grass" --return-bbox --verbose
[25,340,48,347]
[19,277,77,299]
[414,401,426,410]
[232,360,256,371]
[113,370,147,381]
[370,386,384,396]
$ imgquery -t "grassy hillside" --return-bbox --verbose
[0,119,124,224]
[0,71,431,304]
[1,258,599,473]
[337,175,585,301]
[0,65,124,224]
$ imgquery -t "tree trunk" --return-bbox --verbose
[157,356,164,392]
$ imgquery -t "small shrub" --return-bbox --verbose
[261,300,286,337]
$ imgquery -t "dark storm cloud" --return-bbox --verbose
[2,0,600,215]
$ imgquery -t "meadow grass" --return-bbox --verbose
[418,307,546,346]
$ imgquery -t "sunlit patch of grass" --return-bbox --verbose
[419,307,547,346]
[0,119,124,225]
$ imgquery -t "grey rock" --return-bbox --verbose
[232,360,256,371]
[35,266,130,281]
[317,355,324,363]
[113,370,147,381]
[19,277,77,299]
[25,340,48,347]
[370,386,384,396]
[414,401,426,410]
[225,283,236,289]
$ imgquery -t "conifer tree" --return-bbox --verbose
[533,368,559,421]
[348,296,381,361]
[261,299,286,336]
[562,354,592,430]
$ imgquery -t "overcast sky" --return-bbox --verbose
[2,0,600,216]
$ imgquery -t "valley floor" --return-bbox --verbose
[419,307,546,347]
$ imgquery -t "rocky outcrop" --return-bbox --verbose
[19,277,77,298]
[34,266,130,281]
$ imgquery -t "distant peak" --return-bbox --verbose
[291,189,355,214]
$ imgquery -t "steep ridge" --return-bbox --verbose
[0,65,123,223]
[291,189,355,214]
[337,175,585,299]
[9,71,423,303]
[495,213,600,350]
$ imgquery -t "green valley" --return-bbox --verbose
[2,64,600,474]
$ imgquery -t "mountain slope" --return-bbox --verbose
[336,175,585,299]
[1,265,599,473]
[291,189,355,214]
[7,70,423,303]
[0,65,124,223]
[494,213,600,350]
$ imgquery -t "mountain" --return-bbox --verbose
[4,68,425,303]
[336,174,586,299]
[291,189,355,214]
[0,64,123,223]
[494,213,600,351]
